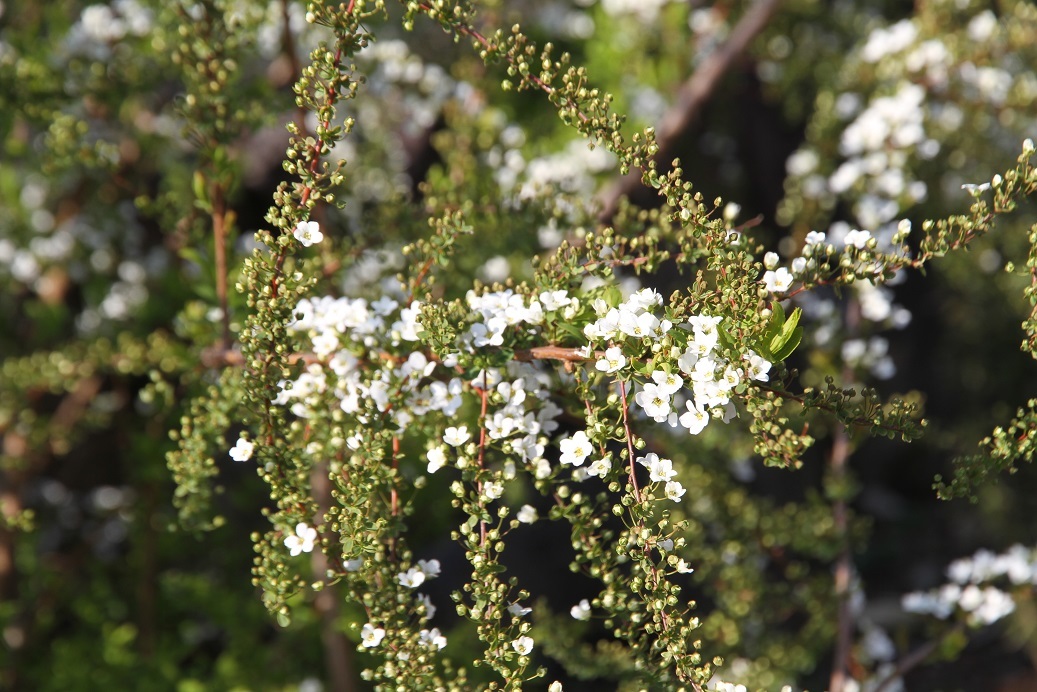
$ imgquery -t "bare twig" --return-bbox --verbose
[598,0,785,221]
[829,297,861,692]
[872,622,966,692]
[310,461,358,692]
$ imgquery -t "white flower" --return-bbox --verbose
[417,593,436,621]
[398,567,426,588]
[538,289,570,311]
[559,430,593,466]
[343,558,363,572]
[675,559,694,574]
[419,627,447,650]
[516,505,538,524]
[665,481,686,502]
[427,447,448,474]
[844,229,873,248]
[511,636,534,655]
[762,267,794,293]
[595,346,627,374]
[570,598,591,620]
[548,683,564,692]
[642,455,676,483]
[418,559,441,578]
[284,522,317,556]
[508,602,532,617]
[443,425,470,446]
[293,220,324,247]
[635,383,672,422]
[961,182,991,194]
[805,230,827,245]
[361,623,386,648]
[587,457,612,478]
[482,480,504,501]
[679,401,710,435]
[763,251,780,270]
[229,437,254,462]
[745,351,771,381]
[618,310,662,339]
[650,369,684,395]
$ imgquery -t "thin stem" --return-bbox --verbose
[872,622,966,692]
[829,296,860,692]
[211,183,231,349]
[618,380,641,502]
[828,420,853,692]
[476,378,489,547]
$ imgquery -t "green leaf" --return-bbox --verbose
[768,307,803,361]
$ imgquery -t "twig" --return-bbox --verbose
[828,296,860,692]
[618,380,642,502]
[310,460,358,692]
[828,420,853,692]
[872,622,966,692]
[598,0,785,221]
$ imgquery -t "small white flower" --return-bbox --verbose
[548,682,564,692]
[675,559,694,574]
[587,457,612,478]
[570,598,591,620]
[229,437,254,462]
[293,220,324,247]
[650,369,684,396]
[637,454,676,483]
[559,430,593,466]
[762,267,794,293]
[419,627,447,650]
[508,602,532,617]
[516,505,538,524]
[665,481,686,502]
[482,480,504,501]
[511,636,534,655]
[805,230,827,245]
[595,346,627,374]
[427,447,448,474]
[417,559,441,578]
[360,623,386,648]
[679,401,709,434]
[961,182,992,194]
[538,289,570,311]
[443,425,471,446]
[284,522,317,556]
[343,558,363,572]
[844,229,872,248]
[417,593,436,621]
[398,567,426,588]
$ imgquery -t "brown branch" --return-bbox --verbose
[828,420,853,692]
[872,622,966,692]
[829,296,860,692]
[311,461,358,692]
[597,0,785,222]
[211,184,232,350]
[618,380,642,503]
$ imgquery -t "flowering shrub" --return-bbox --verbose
[3,0,1037,690]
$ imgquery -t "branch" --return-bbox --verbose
[597,0,785,221]
[872,622,966,692]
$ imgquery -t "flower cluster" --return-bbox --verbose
[901,544,1037,626]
